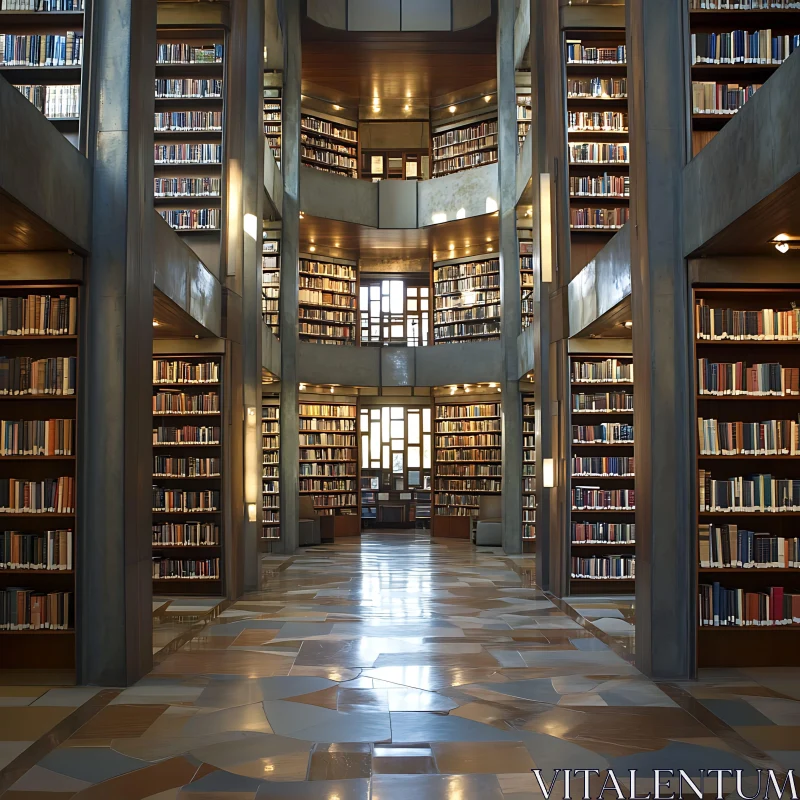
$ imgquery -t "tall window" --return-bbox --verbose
[359,279,430,346]
[360,406,432,483]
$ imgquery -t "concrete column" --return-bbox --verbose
[498,0,523,555]
[278,0,301,555]
[627,0,694,678]
[79,0,156,685]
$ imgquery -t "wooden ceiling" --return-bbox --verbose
[0,190,80,253]
[579,295,632,339]
[153,288,216,339]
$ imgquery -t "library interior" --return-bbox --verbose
[1,0,800,796]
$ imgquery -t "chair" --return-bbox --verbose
[298,496,321,546]
[474,495,503,546]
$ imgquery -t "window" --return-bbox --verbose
[359,279,430,346]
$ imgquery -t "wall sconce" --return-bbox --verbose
[247,503,257,522]
[243,213,258,241]
[543,458,555,488]
[540,174,553,283]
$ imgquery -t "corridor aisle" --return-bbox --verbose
[1,534,794,798]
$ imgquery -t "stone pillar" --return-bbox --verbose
[79,0,156,685]
[278,0,301,555]
[627,0,694,678]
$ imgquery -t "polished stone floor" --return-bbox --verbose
[1,533,799,799]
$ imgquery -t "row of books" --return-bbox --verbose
[437,403,499,419]
[155,78,222,99]
[301,133,356,155]
[435,291,499,309]
[699,471,800,511]
[152,489,219,512]
[691,31,799,65]
[1,589,71,630]
[698,417,800,455]
[569,174,630,198]
[0,32,82,66]
[432,120,498,150]
[153,457,220,477]
[434,261,498,281]
[298,290,356,309]
[692,81,761,115]
[154,144,221,164]
[434,305,500,324]
[300,279,355,298]
[432,150,497,176]
[299,479,355,491]
[154,178,220,198]
[263,481,278,494]
[0,529,71,570]
[152,558,220,579]
[153,426,220,445]
[299,419,355,432]
[696,300,800,340]
[435,276,500,294]
[299,323,354,340]
[573,392,633,412]
[0,476,74,513]
[306,494,357,508]
[699,583,799,627]
[570,207,630,230]
[573,359,633,383]
[299,447,357,460]
[436,434,501,447]
[153,391,219,415]
[153,359,219,384]
[298,309,355,324]
[300,260,356,279]
[436,478,502,492]
[568,111,628,132]
[301,147,357,171]
[0,418,73,456]
[572,522,635,544]
[1,0,84,8]
[154,111,222,131]
[0,294,77,337]
[572,456,635,476]
[299,464,355,477]
[301,116,357,142]
[569,142,630,164]
[0,356,76,396]
[156,44,223,65]
[568,78,627,99]
[699,524,800,568]
[14,84,79,119]
[571,555,635,579]
[159,208,220,231]
[437,465,502,477]
[435,505,477,516]
[572,487,635,510]
[152,522,219,546]
[566,44,626,65]
[299,433,356,447]
[433,135,498,159]
[573,423,634,443]
[697,360,799,395]
[435,419,501,433]
[262,496,279,509]
[689,0,800,7]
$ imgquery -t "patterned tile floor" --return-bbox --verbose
[1,532,799,799]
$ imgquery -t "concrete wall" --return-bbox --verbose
[264,138,283,218]
[516,126,533,204]
[262,321,281,377]
[517,324,535,379]
[514,0,530,68]
[153,213,223,337]
[0,76,92,252]
[568,223,631,337]
[683,50,800,256]
[418,163,499,226]
[306,0,491,31]
[299,167,378,226]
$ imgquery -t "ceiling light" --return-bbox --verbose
[774,233,790,241]
[448,105,456,113]
[333,104,342,111]
[497,387,501,392]
[299,383,306,390]
[488,383,497,388]
[334,242,340,248]
[152,319,160,327]
[404,104,411,111]
[776,242,790,254]
[624,321,633,328]
[464,385,470,393]
[450,386,456,395]
[484,94,492,102]
[309,245,316,252]
[330,386,335,393]
[448,243,455,251]
[299,211,304,219]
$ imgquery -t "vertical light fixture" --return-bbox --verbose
[243,213,258,241]
[543,458,555,488]
[245,406,258,523]
[539,174,553,283]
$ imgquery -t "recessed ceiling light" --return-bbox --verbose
[299,383,306,390]
[152,320,160,327]
[333,104,342,111]
[624,321,633,328]
[448,105,456,113]
[334,242,340,248]
[776,242,790,254]
[484,94,492,102]
[309,245,316,252]
[488,383,497,388]
[774,233,790,241]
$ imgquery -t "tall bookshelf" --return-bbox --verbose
[154,32,225,234]
[263,83,281,166]
[301,112,358,178]
[262,230,279,337]
[694,288,800,667]
[520,240,534,329]
[565,29,630,272]
[299,256,357,345]
[689,2,800,157]
[523,393,536,550]
[569,355,636,594]
[0,285,78,672]
[262,398,279,542]
[433,255,500,344]
[431,116,498,178]
[517,92,531,152]
[299,398,358,524]
[152,355,223,596]
[0,1,86,148]
[433,397,502,538]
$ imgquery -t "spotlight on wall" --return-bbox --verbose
[540,173,554,283]
[247,503,257,522]
[543,458,555,488]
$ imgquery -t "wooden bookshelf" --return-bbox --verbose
[565,28,630,269]
[431,116,498,178]
[520,240,534,330]
[433,397,502,538]
[153,31,225,234]
[262,230,279,337]
[523,394,536,549]
[263,83,281,166]
[694,287,800,666]
[569,355,636,594]
[688,2,800,156]
[299,256,357,345]
[359,148,428,182]
[0,284,78,671]
[152,355,223,596]
[299,399,358,520]
[433,255,500,344]
[262,398,279,541]
[301,113,358,178]
[0,3,87,148]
